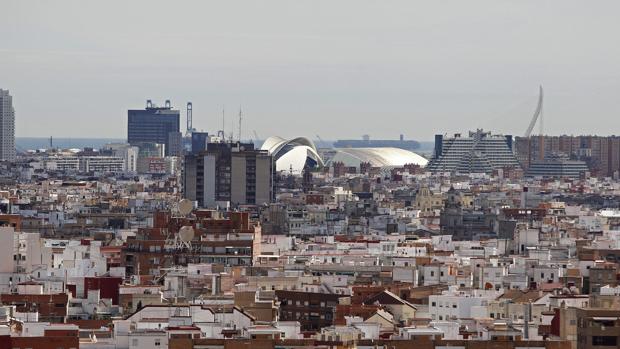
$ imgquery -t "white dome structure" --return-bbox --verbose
[329,147,428,168]
[261,136,325,174]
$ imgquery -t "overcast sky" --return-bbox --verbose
[2,1,619,141]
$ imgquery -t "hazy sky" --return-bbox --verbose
[2,1,619,141]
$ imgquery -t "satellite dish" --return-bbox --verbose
[178,199,193,216]
[178,226,195,242]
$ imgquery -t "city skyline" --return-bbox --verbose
[2,2,620,348]
[3,1,620,140]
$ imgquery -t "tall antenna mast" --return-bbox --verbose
[238,107,243,142]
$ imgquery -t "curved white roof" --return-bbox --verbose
[261,136,324,174]
[261,136,287,154]
[329,147,428,168]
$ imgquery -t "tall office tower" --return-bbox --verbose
[191,132,209,154]
[0,89,16,162]
[184,142,274,207]
[127,100,180,156]
[428,129,520,174]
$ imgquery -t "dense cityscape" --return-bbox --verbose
[3,1,620,348]
[1,87,620,349]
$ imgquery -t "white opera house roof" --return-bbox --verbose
[261,136,325,174]
[329,147,428,168]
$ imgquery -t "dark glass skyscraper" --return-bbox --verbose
[127,100,180,156]
[191,132,209,154]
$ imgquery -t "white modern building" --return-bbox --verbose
[103,143,140,173]
[79,156,125,173]
[329,147,428,169]
[44,156,80,171]
[261,136,324,174]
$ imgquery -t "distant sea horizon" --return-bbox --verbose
[16,137,125,151]
[15,136,436,153]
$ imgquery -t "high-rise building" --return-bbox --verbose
[191,132,209,154]
[526,157,589,179]
[427,129,519,174]
[184,142,274,207]
[515,135,620,178]
[127,100,180,156]
[0,89,16,162]
[102,143,140,173]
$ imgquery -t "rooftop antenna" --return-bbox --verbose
[186,102,193,135]
[238,107,243,142]
[49,136,53,150]
[229,112,235,143]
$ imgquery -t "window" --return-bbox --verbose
[592,336,617,346]
[431,302,436,307]
[155,339,161,346]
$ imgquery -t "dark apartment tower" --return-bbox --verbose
[505,135,513,151]
[184,142,274,207]
[191,132,209,154]
[302,165,313,193]
[434,134,444,159]
[127,100,180,156]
